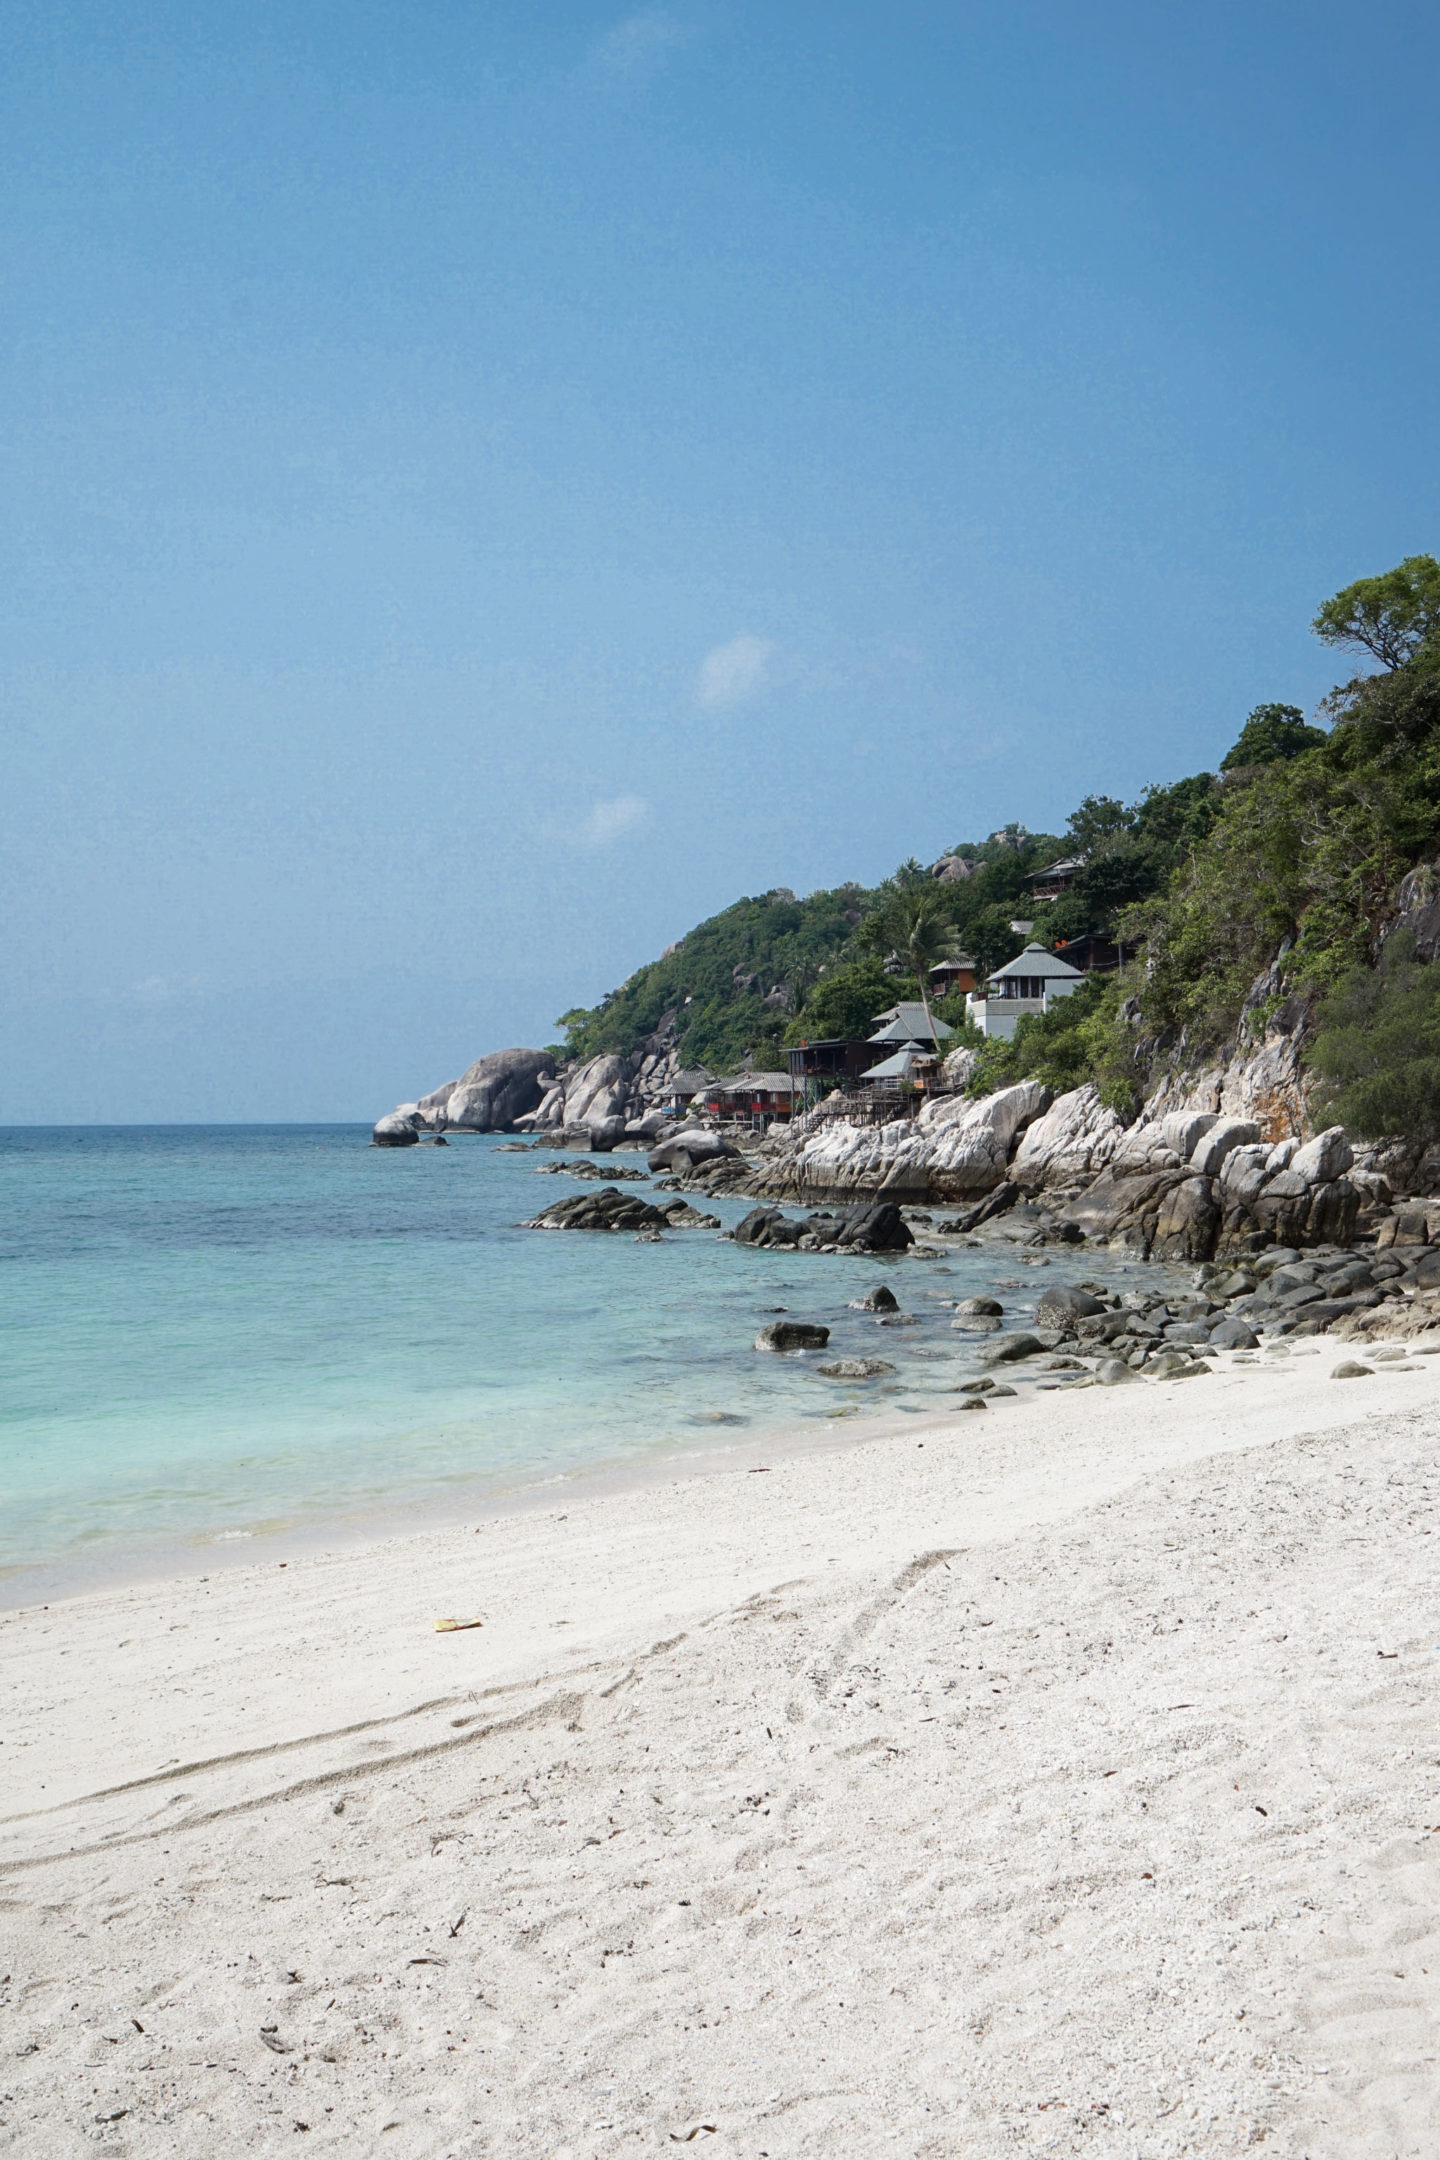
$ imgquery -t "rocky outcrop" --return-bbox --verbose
[1011,1085,1124,1191]
[523,1186,720,1233]
[373,1048,557,1142]
[649,1128,740,1174]
[728,1201,914,1254]
[746,1082,1050,1203]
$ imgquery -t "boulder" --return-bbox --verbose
[746,1082,1050,1204]
[851,1285,900,1312]
[802,1202,915,1253]
[415,1048,557,1133]
[1209,1317,1260,1350]
[1188,1118,1262,1178]
[1094,1358,1137,1385]
[563,1053,631,1130]
[1159,1111,1219,1161]
[954,1295,1003,1316]
[755,1321,830,1353]
[373,1108,421,1147]
[1331,1359,1373,1379]
[980,1332,1045,1365]
[1035,1284,1106,1327]
[1011,1084,1125,1190]
[648,1129,739,1174]
[1151,1177,1221,1262]
[816,1357,896,1380]
[1290,1126,1355,1184]
[524,1186,715,1234]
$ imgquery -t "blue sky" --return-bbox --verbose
[3,0,1437,1120]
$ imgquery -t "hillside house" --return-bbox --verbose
[965,940,1085,1041]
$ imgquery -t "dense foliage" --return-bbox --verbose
[1310,933,1440,1141]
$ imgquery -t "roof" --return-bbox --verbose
[1027,855,1087,882]
[860,1047,928,1080]
[868,1002,956,1043]
[711,1072,796,1094]
[929,953,975,974]
[991,940,1087,982]
[671,1068,716,1092]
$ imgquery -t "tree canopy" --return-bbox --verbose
[1220,703,1327,770]
[1313,554,1440,672]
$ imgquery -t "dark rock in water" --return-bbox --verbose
[956,1378,995,1394]
[755,1321,831,1353]
[980,1331,1045,1366]
[955,1295,1003,1316]
[816,1357,895,1379]
[535,1159,648,1181]
[851,1285,900,1312]
[373,1112,421,1146]
[731,1207,805,1249]
[951,1312,1002,1333]
[802,1201,914,1253]
[1035,1284,1105,1328]
[877,1311,919,1327]
[525,1186,716,1234]
[948,1181,1020,1232]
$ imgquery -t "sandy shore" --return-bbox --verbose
[4,1354,1440,2157]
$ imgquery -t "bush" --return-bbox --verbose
[1310,933,1440,1141]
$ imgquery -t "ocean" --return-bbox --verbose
[0,1124,1166,1602]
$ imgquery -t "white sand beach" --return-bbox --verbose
[5,1356,1440,2158]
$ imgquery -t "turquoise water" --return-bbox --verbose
[0,1126,1161,1600]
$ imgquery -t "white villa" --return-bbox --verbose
[965,940,1085,1042]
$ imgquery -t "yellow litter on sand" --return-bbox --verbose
[434,1617,482,1632]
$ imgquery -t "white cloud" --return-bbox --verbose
[695,633,776,711]
[584,794,650,844]
[594,10,684,77]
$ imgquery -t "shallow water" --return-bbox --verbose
[0,1126,1180,1598]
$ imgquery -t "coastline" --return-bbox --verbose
[4,1361,1440,2153]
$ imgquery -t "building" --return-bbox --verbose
[702,1071,798,1126]
[928,953,977,997]
[965,940,1086,1042]
[866,1002,956,1048]
[1053,930,1125,974]
[1026,855,1087,902]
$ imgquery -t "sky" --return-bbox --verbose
[3,1,1438,1122]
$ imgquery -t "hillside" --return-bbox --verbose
[555,552,1440,1137]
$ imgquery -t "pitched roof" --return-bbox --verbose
[868,1002,956,1042]
[990,940,1087,982]
[860,1047,927,1080]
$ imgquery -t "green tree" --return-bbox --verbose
[1220,703,1327,770]
[784,958,896,1043]
[1313,555,1440,672]
[1311,933,1440,1141]
[858,886,962,1043]
[1064,794,1133,856]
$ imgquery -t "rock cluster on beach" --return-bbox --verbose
[727,1200,913,1253]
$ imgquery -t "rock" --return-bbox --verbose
[1159,1111,1219,1160]
[802,1202,914,1253]
[731,1207,804,1249]
[755,1321,830,1353]
[815,1357,895,1379]
[950,1182,1021,1231]
[1188,1118,1262,1178]
[1291,1126,1354,1183]
[1094,1358,1137,1385]
[954,1296,1003,1316]
[587,1115,628,1153]
[980,1332,1045,1365]
[397,1047,557,1136]
[648,1129,740,1174]
[1164,1322,1212,1345]
[851,1286,900,1311]
[952,1312,1002,1333]
[988,1383,1018,1397]
[1011,1084,1125,1190]
[524,1186,709,1234]
[1331,1359,1373,1379]
[1034,1284,1106,1327]
[1209,1317,1260,1350]
[955,1398,989,1411]
[877,1311,919,1327]
[956,1378,995,1393]
[1151,1177,1221,1262]
[746,1082,1050,1203]
[562,1053,631,1131]
[373,1108,421,1146]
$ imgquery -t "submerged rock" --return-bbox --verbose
[815,1357,895,1379]
[755,1321,831,1353]
[524,1187,718,1233]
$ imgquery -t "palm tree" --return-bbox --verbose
[860,889,961,1045]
